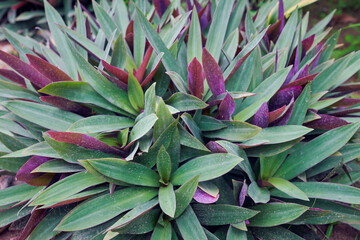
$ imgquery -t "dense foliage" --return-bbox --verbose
[0,0,360,239]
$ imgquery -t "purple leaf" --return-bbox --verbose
[268,105,286,123]
[301,34,315,58]
[202,48,225,98]
[296,64,310,80]
[278,0,285,32]
[27,54,73,82]
[216,93,235,120]
[282,66,295,86]
[188,57,204,99]
[134,46,153,83]
[279,73,318,91]
[193,187,219,204]
[46,131,123,155]
[294,46,299,73]
[198,2,211,31]
[270,97,295,126]
[331,98,360,108]
[18,209,49,240]
[16,156,53,186]
[206,141,227,153]
[275,50,278,72]
[333,84,360,94]
[269,86,302,111]
[98,69,127,90]
[153,0,171,18]
[40,96,92,116]
[101,60,129,84]
[239,181,247,207]
[225,49,254,82]
[251,102,269,128]
[0,69,25,86]
[311,43,324,70]
[141,55,162,87]
[266,18,283,43]
[305,114,348,130]
[81,3,100,28]
[0,50,52,88]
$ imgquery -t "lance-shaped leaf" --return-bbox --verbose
[274,122,360,180]
[217,93,235,120]
[192,204,258,226]
[165,92,208,111]
[159,183,176,218]
[141,53,163,87]
[16,156,53,186]
[176,206,207,240]
[86,158,160,187]
[202,48,225,98]
[135,46,153,82]
[188,8,202,64]
[203,121,261,142]
[0,50,52,88]
[0,69,25,86]
[151,222,172,240]
[129,113,158,143]
[46,131,122,155]
[40,96,91,116]
[193,187,219,204]
[27,54,73,82]
[269,86,302,111]
[174,175,199,218]
[267,177,309,201]
[171,153,242,185]
[101,60,129,84]
[305,114,348,130]
[154,0,171,18]
[251,102,269,128]
[225,49,255,82]
[239,181,247,207]
[0,184,42,206]
[249,203,309,227]
[128,71,144,111]
[157,145,171,183]
[187,58,204,99]
[270,97,295,126]
[268,105,286,123]
[206,141,227,153]
[18,209,48,240]
[279,73,318,91]
[55,187,158,231]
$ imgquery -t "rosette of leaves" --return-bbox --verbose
[0,0,360,239]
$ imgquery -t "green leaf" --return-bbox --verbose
[44,1,77,79]
[166,93,208,112]
[174,175,199,218]
[44,134,117,164]
[248,203,309,227]
[252,227,304,240]
[39,82,124,114]
[151,222,172,240]
[270,182,360,204]
[246,137,302,157]
[86,158,160,187]
[244,125,313,145]
[128,72,145,111]
[129,113,158,143]
[30,172,104,206]
[0,205,32,228]
[108,198,159,231]
[187,8,202,64]
[248,182,270,204]
[289,210,344,225]
[287,83,311,125]
[111,33,127,69]
[275,10,298,51]
[135,6,185,78]
[305,9,335,37]
[0,132,27,151]
[0,184,42,206]
[159,183,176,218]
[267,177,309,201]
[0,80,39,102]
[199,116,227,131]
[193,204,258,226]
[93,1,119,40]
[70,42,137,115]
[203,121,261,142]
[179,126,209,152]
[2,101,82,131]
[205,0,235,62]
[175,206,207,240]
[55,187,158,231]
[68,115,134,134]
[32,159,84,173]
[171,153,242,185]
[134,11,146,67]
[157,145,171,183]
[274,122,360,180]
[166,71,188,93]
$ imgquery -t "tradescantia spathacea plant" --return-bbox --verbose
[0,0,360,239]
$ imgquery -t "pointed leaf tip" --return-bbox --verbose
[251,102,269,128]
[217,93,235,120]
[188,57,204,99]
[193,187,219,204]
[202,48,225,98]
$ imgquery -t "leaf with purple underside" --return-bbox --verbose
[27,54,73,82]
[187,58,204,99]
[154,0,171,18]
[270,97,295,126]
[40,96,91,116]
[305,114,348,130]
[0,50,52,88]
[46,131,122,155]
[18,209,49,240]
[202,48,225,98]
[217,93,235,120]
[206,141,227,153]
[101,60,129,84]
[239,181,247,207]
[251,102,269,128]
[278,0,285,32]
[98,69,127,90]
[268,105,286,123]
[0,69,25,86]
[193,187,219,204]
[16,156,53,186]
[225,49,255,82]
[269,86,302,111]
[302,34,315,55]
[134,46,153,83]
[280,73,318,91]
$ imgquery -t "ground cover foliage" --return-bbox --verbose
[0,0,360,239]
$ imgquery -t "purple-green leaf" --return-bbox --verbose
[251,102,269,128]
[305,114,348,130]
[16,156,53,186]
[217,93,235,120]
[187,57,204,99]
[202,48,225,98]
[193,187,219,204]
